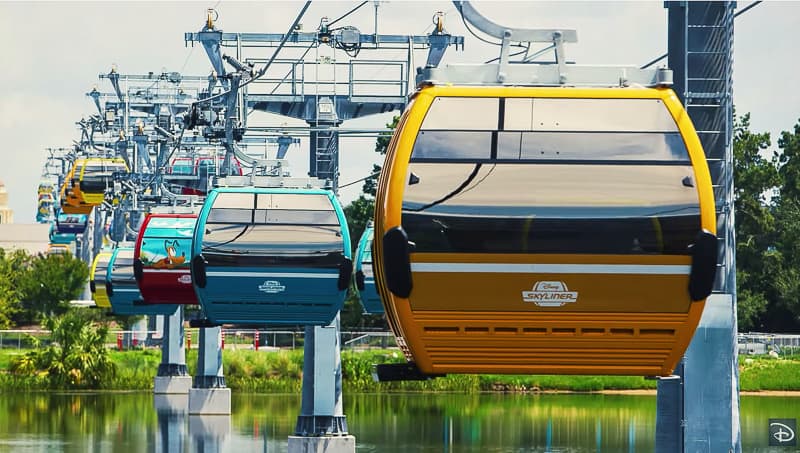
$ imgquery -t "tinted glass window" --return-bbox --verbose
[517,132,689,162]
[413,96,688,163]
[411,131,493,161]
[403,95,699,255]
[111,252,135,281]
[361,237,373,264]
[402,162,700,255]
[525,98,679,132]
[420,97,498,131]
[412,131,689,163]
[203,192,344,267]
[143,218,196,241]
[71,164,84,182]
[171,160,194,175]
[94,256,110,284]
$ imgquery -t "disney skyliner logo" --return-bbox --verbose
[258,280,286,294]
[522,281,578,307]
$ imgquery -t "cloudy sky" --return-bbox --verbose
[1,1,797,223]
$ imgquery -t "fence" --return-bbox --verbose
[183,329,396,351]
[737,333,800,355]
[0,329,397,351]
[0,330,159,350]
[0,330,49,349]
[5,329,798,355]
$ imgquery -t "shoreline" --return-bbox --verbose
[599,389,800,397]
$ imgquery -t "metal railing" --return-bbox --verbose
[6,329,799,355]
[737,333,800,355]
[245,58,408,100]
[0,328,398,351]
[0,330,157,350]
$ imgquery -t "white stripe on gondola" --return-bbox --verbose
[410,263,691,275]
[146,269,190,273]
[206,271,338,279]
[114,288,141,292]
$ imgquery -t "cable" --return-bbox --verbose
[484,48,528,64]
[269,44,315,95]
[179,45,196,74]
[461,163,496,195]
[339,170,381,189]
[456,3,501,46]
[194,1,312,106]
[258,0,312,75]
[410,163,483,212]
[328,1,368,28]
[456,3,526,59]
[640,0,762,69]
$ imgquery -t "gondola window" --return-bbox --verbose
[203,192,344,268]
[403,96,701,255]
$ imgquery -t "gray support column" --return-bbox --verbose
[684,295,741,452]
[189,326,231,415]
[154,306,192,394]
[290,314,355,453]
[665,2,739,451]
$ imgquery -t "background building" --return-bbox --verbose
[0,181,49,254]
[0,180,13,224]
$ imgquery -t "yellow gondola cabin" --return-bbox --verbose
[373,85,717,377]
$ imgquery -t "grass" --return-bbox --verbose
[0,348,798,392]
[739,355,800,391]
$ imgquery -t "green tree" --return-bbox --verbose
[361,115,399,196]
[0,248,32,328]
[734,115,800,332]
[10,310,116,388]
[764,119,800,331]
[344,195,375,253]
[732,113,779,331]
[17,254,90,322]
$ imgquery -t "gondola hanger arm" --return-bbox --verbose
[453,1,577,44]
[452,1,577,83]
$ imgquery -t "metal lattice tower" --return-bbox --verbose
[662,2,740,452]
[668,1,736,295]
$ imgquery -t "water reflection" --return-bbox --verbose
[348,394,655,452]
[0,392,795,452]
[154,394,187,453]
[189,415,231,453]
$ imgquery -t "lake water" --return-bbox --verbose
[0,392,796,452]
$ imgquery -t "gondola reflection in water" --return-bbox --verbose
[191,187,352,326]
[374,86,717,377]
